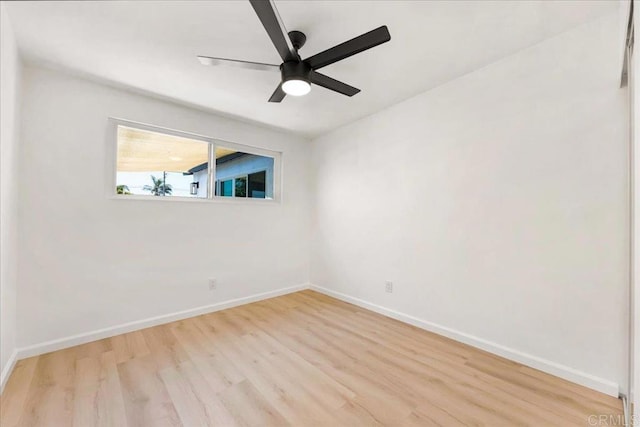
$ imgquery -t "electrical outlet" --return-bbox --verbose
[385,281,393,293]
[209,278,217,291]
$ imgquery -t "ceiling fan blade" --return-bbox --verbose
[268,85,286,103]
[304,26,391,70]
[309,71,360,97]
[197,56,279,72]
[249,0,298,63]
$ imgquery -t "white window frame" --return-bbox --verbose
[107,118,282,203]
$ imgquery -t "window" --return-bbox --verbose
[214,146,275,199]
[113,120,280,201]
[219,179,233,197]
[116,125,209,198]
[248,171,267,198]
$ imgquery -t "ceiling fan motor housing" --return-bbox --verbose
[281,61,311,84]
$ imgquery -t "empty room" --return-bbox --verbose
[0,0,638,426]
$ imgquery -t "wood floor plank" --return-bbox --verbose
[117,355,181,427]
[466,356,621,418]
[97,351,129,427]
[141,324,191,371]
[0,357,39,427]
[402,400,468,427]
[111,331,151,364]
[17,348,77,427]
[219,380,290,427]
[0,290,624,426]
[171,318,245,392]
[174,360,238,425]
[72,356,101,426]
[71,351,128,427]
[160,363,236,427]
[518,365,622,409]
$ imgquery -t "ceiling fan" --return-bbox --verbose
[197,0,391,102]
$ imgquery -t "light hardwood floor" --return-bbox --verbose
[0,290,623,426]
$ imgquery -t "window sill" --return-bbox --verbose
[109,194,280,205]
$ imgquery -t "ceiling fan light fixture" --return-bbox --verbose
[282,79,311,96]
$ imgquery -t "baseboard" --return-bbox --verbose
[310,284,620,397]
[0,349,19,394]
[10,283,620,398]
[16,283,310,360]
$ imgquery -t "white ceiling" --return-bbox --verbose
[6,1,619,138]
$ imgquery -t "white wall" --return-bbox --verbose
[17,66,311,349]
[310,11,628,395]
[0,4,23,389]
